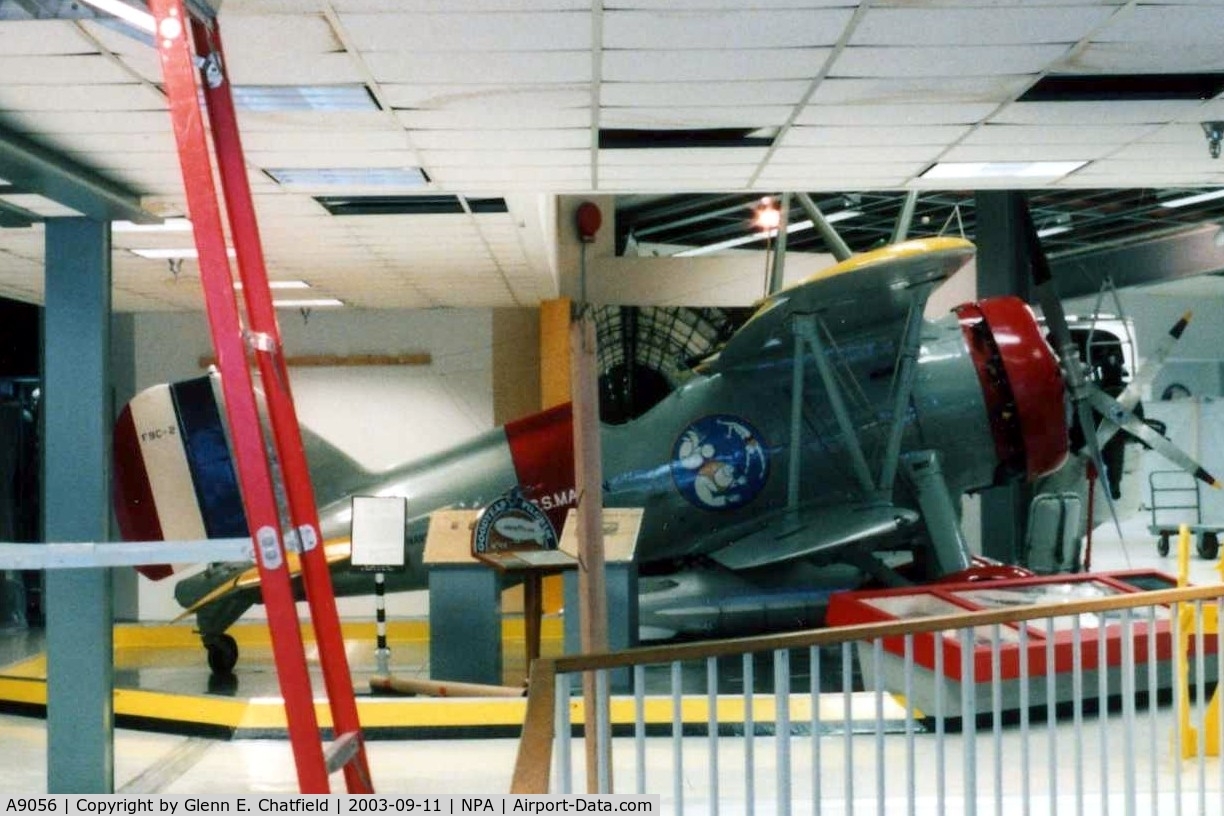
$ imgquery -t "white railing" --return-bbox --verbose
[513,583,1224,815]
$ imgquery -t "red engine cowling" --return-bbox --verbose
[956,296,1068,482]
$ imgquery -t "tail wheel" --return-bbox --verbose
[205,633,239,676]
[1197,531,1219,560]
[1157,533,1170,557]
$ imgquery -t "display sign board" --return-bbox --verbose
[350,495,407,572]
[471,487,575,570]
[559,507,644,563]
[423,510,482,566]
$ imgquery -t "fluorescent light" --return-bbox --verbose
[76,0,155,34]
[1036,225,1073,238]
[1159,188,1224,208]
[920,161,1087,181]
[112,217,192,233]
[672,211,861,258]
[129,247,236,260]
[232,85,377,113]
[273,298,344,309]
[235,280,311,290]
[266,168,429,188]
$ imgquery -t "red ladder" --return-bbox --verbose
[148,0,374,794]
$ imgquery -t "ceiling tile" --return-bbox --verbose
[962,123,1155,145]
[338,11,591,52]
[224,52,365,85]
[363,50,590,83]
[0,83,163,112]
[1094,5,1224,44]
[781,125,971,147]
[602,9,854,50]
[1,110,172,135]
[601,80,810,107]
[0,55,134,85]
[796,103,998,126]
[602,48,830,83]
[991,100,1205,126]
[810,76,1032,105]
[1057,42,1224,75]
[381,83,589,110]
[394,108,591,129]
[422,149,588,167]
[769,145,942,164]
[940,143,1112,162]
[0,21,91,56]
[410,128,589,150]
[599,105,793,129]
[241,130,410,152]
[851,6,1114,46]
[217,14,343,53]
[830,44,1071,78]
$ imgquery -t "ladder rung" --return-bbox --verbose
[324,732,360,775]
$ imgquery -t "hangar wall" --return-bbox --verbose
[129,307,500,621]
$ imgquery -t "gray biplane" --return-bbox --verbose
[114,212,1215,673]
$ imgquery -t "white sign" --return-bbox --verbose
[350,495,407,571]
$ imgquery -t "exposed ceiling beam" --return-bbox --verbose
[1049,224,1224,300]
[0,122,158,225]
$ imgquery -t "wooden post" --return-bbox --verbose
[570,306,610,793]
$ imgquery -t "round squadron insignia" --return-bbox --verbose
[671,415,769,511]
[473,486,559,554]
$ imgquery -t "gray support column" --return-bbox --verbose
[43,217,113,793]
[974,191,1033,564]
[428,566,501,685]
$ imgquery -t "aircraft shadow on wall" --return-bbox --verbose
[112,200,1215,675]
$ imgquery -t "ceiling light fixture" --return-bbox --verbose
[273,298,344,309]
[235,280,311,290]
[266,168,429,188]
[920,161,1087,181]
[112,217,192,233]
[232,85,378,113]
[673,210,861,258]
[130,247,236,260]
[76,0,155,34]
[1159,188,1224,208]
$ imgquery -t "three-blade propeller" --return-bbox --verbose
[1020,202,1219,538]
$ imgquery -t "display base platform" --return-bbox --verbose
[0,619,561,739]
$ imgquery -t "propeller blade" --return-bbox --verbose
[1075,398,1125,542]
[1087,387,1222,489]
[1096,310,1193,448]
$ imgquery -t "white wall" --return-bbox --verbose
[130,307,495,621]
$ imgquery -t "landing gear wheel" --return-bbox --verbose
[1197,531,1219,560]
[1158,534,1170,557]
[206,634,239,676]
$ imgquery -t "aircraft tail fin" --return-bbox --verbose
[113,376,247,580]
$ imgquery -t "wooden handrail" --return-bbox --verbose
[510,581,1224,793]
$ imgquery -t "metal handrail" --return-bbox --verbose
[511,579,1224,793]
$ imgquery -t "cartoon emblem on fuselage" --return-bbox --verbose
[671,415,769,511]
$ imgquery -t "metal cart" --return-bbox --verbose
[1148,469,1220,559]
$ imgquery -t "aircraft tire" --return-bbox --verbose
[1197,532,1219,560]
[1157,534,1170,557]
[206,634,239,676]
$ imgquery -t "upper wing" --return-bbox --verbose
[709,237,975,372]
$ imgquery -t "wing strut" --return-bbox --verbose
[878,283,935,492]
[787,325,805,510]
[796,192,853,262]
[149,0,373,793]
[794,314,876,497]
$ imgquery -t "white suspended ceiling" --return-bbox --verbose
[0,1,1222,310]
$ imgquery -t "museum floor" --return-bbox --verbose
[2,515,1222,797]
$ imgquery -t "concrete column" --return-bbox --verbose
[974,191,1033,564]
[43,217,113,793]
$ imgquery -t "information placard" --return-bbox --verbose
[350,495,407,572]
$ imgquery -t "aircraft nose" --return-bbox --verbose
[956,296,1069,481]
